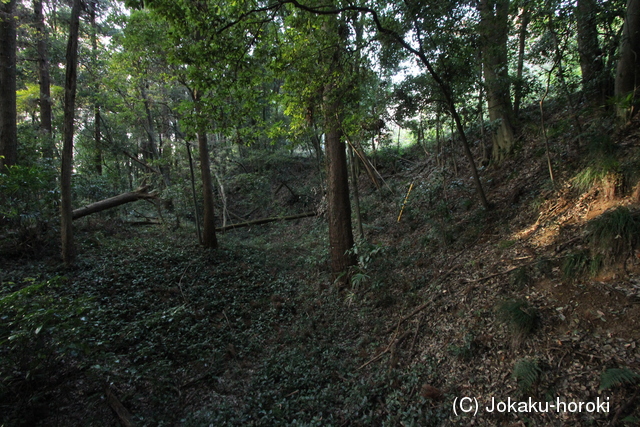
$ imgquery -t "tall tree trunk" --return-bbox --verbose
[323,17,355,283]
[479,0,516,163]
[615,0,640,120]
[325,84,355,282]
[194,90,218,249]
[0,0,17,170]
[140,84,159,162]
[90,1,102,174]
[61,0,82,265]
[185,141,202,243]
[34,0,54,160]
[577,0,606,104]
[514,6,530,118]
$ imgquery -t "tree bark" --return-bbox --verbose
[90,1,102,174]
[60,0,82,265]
[577,0,606,104]
[34,0,54,160]
[348,142,364,240]
[479,0,516,163]
[140,84,159,162]
[514,6,530,118]
[323,16,355,284]
[72,186,157,220]
[217,211,317,232]
[185,141,202,243]
[0,0,17,170]
[325,89,355,282]
[194,90,218,249]
[615,0,640,120]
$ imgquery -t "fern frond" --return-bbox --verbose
[513,358,541,393]
[599,368,640,391]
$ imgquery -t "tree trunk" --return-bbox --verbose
[514,6,530,118]
[615,0,640,120]
[323,16,355,284]
[194,90,218,249]
[217,211,317,232]
[90,1,102,174]
[577,0,607,104]
[185,141,202,243]
[72,186,157,220]
[348,142,364,240]
[325,88,355,282]
[60,0,82,265]
[34,0,54,160]
[0,0,17,170]
[140,84,159,162]
[479,0,515,163]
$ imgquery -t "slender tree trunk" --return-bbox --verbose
[90,1,102,174]
[193,90,218,249]
[0,0,17,170]
[140,85,159,162]
[478,75,490,166]
[348,142,364,240]
[615,0,640,120]
[95,106,102,174]
[450,117,458,177]
[514,6,530,118]
[185,141,202,243]
[436,110,442,167]
[34,0,54,160]
[60,0,82,265]
[479,0,516,163]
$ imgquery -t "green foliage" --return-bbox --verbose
[586,207,640,266]
[561,207,639,281]
[562,250,592,279]
[344,241,387,292]
[513,358,541,395]
[498,299,539,339]
[0,164,58,255]
[16,84,63,116]
[534,257,553,278]
[0,277,92,420]
[573,135,621,195]
[572,156,620,194]
[448,332,477,360]
[509,266,532,288]
[497,239,516,249]
[599,368,640,391]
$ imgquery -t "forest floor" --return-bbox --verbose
[3,110,640,426]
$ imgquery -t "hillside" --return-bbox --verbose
[2,111,640,426]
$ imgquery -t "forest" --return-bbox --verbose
[2,0,640,425]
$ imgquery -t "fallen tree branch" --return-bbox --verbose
[216,211,317,232]
[122,151,162,175]
[72,185,157,220]
[358,330,411,370]
[105,387,135,427]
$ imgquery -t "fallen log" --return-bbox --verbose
[105,387,135,427]
[216,211,317,232]
[72,185,157,220]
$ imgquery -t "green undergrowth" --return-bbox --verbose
[0,227,446,425]
[561,206,640,280]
